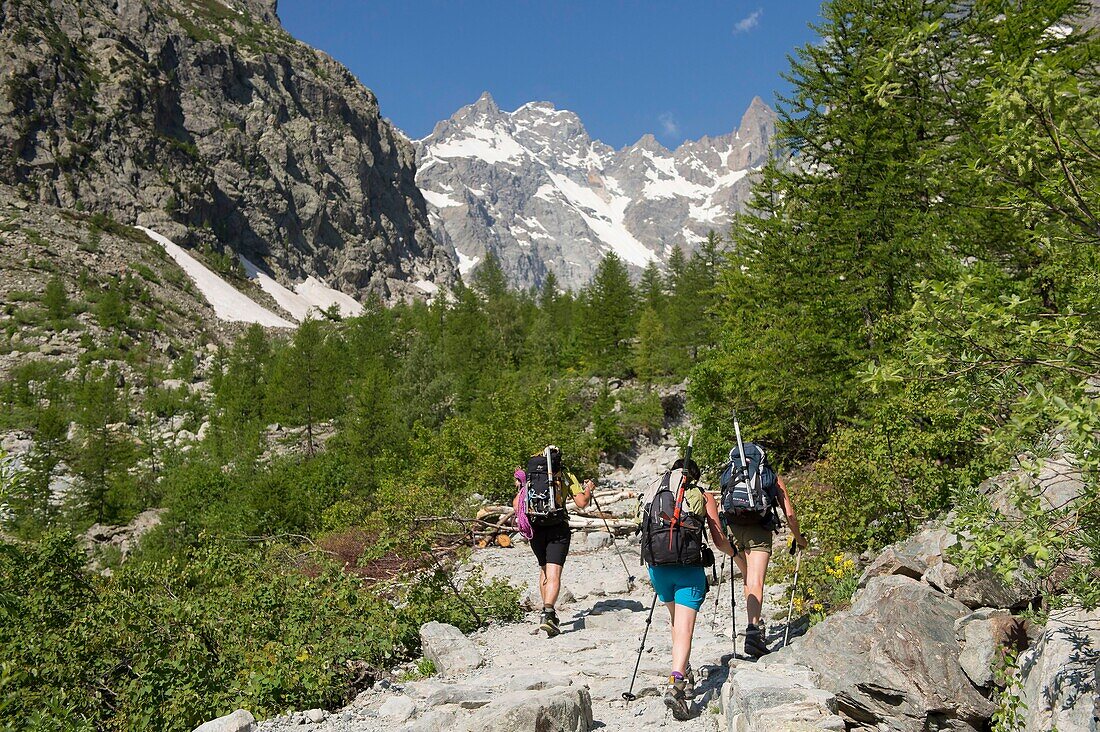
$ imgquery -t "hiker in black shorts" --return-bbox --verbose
[512,447,594,637]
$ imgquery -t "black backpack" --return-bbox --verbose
[640,468,706,567]
[719,442,779,526]
[525,447,568,527]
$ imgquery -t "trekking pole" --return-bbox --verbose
[783,543,804,648]
[710,555,725,631]
[588,491,636,589]
[622,593,659,702]
[730,553,738,652]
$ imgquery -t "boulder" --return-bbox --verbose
[932,560,1036,610]
[1016,607,1100,732]
[793,575,996,731]
[721,663,846,731]
[856,546,926,589]
[585,531,613,550]
[955,609,1012,688]
[401,708,456,732]
[464,685,593,732]
[407,679,491,708]
[419,622,483,676]
[379,695,417,722]
[192,709,255,732]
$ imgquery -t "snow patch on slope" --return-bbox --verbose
[431,126,526,165]
[545,172,656,267]
[295,277,364,318]
[240,256,363,321]
[138,227,295,328]
[421,189,463,209]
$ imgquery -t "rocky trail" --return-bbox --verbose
[202,450,1099,732]
[253,528,797,732]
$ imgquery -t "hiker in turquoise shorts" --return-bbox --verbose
[639,457,735,720]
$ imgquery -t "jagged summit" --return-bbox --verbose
[415,95,777,289]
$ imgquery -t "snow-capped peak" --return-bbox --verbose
[415,96,776,289]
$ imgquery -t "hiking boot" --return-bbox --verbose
[539,610,561,638]
[683,664,696,700]
[744,621,771,658]
[663,674,692,721]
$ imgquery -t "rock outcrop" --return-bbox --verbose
[415,93,776,289]
[1016,607,1100,732]
[793,575,996,731]
[0,0,455,301]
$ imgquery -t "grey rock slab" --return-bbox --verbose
[585,531,613,550]
[721,664,845,732]
[400,708,457,732]
[1017,606,1100,732]
[793,575,995,731]
[302,709,326,723]
[956,609,1012,688]
[379,695,417,722]
[464,685,593,732]
[419,622,483,676]
[193,710,256,732]
[406,679,491,708]
[856,546,926,589]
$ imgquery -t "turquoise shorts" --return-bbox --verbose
[648,565,708,611]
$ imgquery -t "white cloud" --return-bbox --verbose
[733,8,762,34]
[658,112,679,137]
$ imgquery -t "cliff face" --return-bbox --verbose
[0,0,455,300]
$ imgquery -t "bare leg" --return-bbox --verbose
[669,603,697,675]
[541,562,563,608]
[744,550,771,626]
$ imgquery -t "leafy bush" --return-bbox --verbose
[0,533,519,732]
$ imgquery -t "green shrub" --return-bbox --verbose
[0,532,520,732]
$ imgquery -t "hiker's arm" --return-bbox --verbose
[704,493,736,557]
[777,477,807,548]
[512,489,522,515]
[572,477,595,509]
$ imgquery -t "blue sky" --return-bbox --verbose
[278,1,824,149]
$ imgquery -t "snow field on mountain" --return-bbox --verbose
[138,227,295,328]
[542,172,658,267]
[240,257,365,321]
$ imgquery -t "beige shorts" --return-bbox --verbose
[728,522,774,554]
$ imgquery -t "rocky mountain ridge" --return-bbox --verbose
[414,93,776,289]
[0,0,455,303]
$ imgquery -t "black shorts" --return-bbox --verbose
[530,522,571,566]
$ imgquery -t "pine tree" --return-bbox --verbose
[696,0,983,456]
[634,306,674,383]
[580,253,637,376]
[43,276,68,322]
[11,405,67,532]
[638,261,666,314]
[72,367,133,523]
[268,318,345,456]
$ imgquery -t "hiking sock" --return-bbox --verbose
[663,673,691,721]
[683,664,696,700]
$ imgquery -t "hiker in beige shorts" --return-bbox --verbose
[727,474,806,656]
